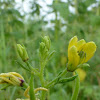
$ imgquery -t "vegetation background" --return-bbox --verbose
[0,0,100,100]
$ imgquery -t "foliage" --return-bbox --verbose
[0,0,100,100]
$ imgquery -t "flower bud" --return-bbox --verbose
[39,42,48,60]
[42,36,51,51]
[39,42,46,56]
[17,44,29,62]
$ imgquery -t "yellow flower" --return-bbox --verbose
[67,36,96,72]
[0,72,24,86]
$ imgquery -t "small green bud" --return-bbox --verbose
[39,42,48,60]
[77,63,90,69]
[17,44,29,62]
[42,36,51,51]
[39,42,45,56]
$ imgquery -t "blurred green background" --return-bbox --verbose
[0,0,100,100]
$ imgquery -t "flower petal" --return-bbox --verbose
[68,46,80,71]
[82,42,96,62]
[75,68,86,82]
[76,39,86,51]
[68,36,78,50]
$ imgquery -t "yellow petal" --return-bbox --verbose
[76,39,86,51]
[68,36,78,50]
[82,42,96,62]
[9,72,24,80]
[76,68,86,82]
[0,77,15,85]
[24,86,30,98]
[68,46,80,71]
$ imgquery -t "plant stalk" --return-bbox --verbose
[40,61,45,100]
[29,73,36,100]
[71,72,80,100]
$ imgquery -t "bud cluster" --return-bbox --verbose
[39,36,51,60]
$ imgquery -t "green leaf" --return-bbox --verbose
[48,50,56,60]
[58,74,78,84]
[0,84,11,90]
[16,61,30,72]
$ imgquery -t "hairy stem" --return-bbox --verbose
[29,73,36,100]
[40,61,46,100]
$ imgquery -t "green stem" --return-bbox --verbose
[46,68,67,88]
[25,62,40,76]
[22,82,29,88]
[40,62,45,86]
[74,0,78,15]
[29,73,36,100]
[54,0,58,40]
[96,1,100,16]
[25,61,33,70]
[24,24,28,42]
[71,73,80,100]
[55,11,58,40]
[10,87,17,100]
[40,61,45,100]
[0,15,6,72]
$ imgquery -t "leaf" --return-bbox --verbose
[57,74,78,84]
[16,61,30,72]
[48,50,56,60]
[0,84,11,90]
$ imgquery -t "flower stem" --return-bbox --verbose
[29,73,36,100]
[46,68,67,88]
[40,62,45,86]
[71,72,80,100]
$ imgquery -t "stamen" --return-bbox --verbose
[78,50,86,63]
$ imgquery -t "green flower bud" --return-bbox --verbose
[42,36,51,51]
[39,42,48,60]
[39,42,45,56]
[17,44,29,62]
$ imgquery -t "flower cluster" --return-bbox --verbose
[39,36,51,60]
